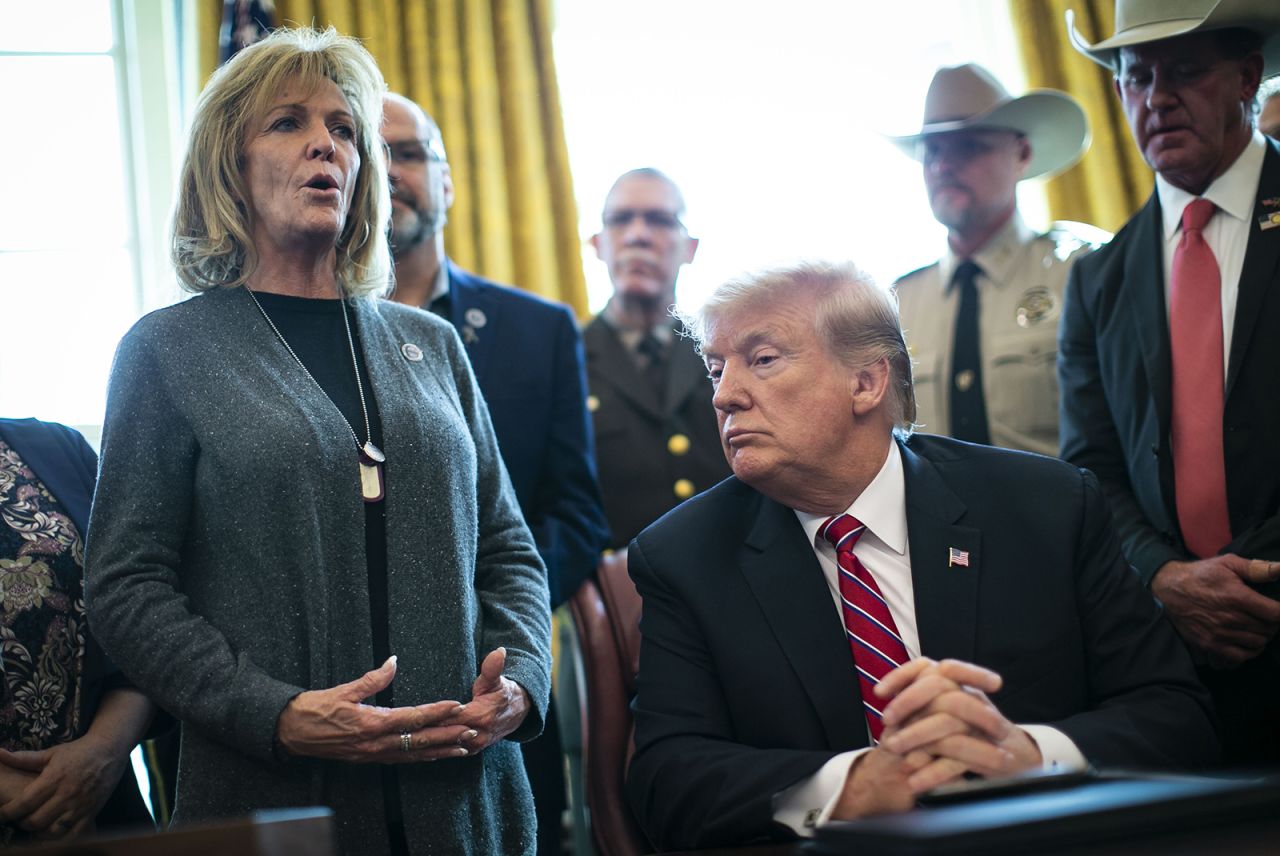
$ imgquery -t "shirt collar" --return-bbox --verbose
[431,260,451,303]
[1157,131,1267,241]
[601,299,676,352]
[796,440,908,556]
[939,210,1031,292]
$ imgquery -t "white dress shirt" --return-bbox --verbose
[772,441,1086,836]
[1156,131,1268,378]
[430,258,450,302]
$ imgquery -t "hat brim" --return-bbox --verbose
[1066,6,1280,77]
[888,89,1090,180]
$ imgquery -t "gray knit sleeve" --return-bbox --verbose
[443,325,553,740]
[85,326,301,762]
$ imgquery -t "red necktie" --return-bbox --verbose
[820,514,909,742]
[1169,198,1232,558]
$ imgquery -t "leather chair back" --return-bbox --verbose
[568,551,649,855]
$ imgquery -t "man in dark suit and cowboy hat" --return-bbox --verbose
[1059,0,1280,764]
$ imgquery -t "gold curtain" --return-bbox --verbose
[197,0,590,316]
[1009,0,1153,233]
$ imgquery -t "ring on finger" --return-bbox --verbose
[400,732,412,752]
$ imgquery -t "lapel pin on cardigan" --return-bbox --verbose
[401,343,424,362]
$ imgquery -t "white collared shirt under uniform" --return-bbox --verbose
[603,300,675,371]
[771,441,1086,836]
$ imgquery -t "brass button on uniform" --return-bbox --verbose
[673,479,695,499]
[586,394,600,413]
[667,433,690,456]
[954,369,975,392]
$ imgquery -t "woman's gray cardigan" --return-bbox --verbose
[85,287,551,855]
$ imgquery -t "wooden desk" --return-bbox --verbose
[663,816,1280,855]
[12,807,335,856]
[663,774,1280,855]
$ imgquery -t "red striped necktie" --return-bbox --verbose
[1169,198,1232,557]
[820,514,910,742]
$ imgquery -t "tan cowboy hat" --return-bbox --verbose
[1067,0,1280,76]
[888,63,1089,180]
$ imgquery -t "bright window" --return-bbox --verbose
[0,1,189,441]
[554,0,1047,315]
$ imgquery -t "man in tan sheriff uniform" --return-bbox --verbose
[893,63,1106,455]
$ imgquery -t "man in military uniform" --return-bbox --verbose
[893,63,1101,455]
[585,169,731,549]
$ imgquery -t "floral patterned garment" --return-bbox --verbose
[0,438,85,750]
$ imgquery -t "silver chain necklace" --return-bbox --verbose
[245,285,387,502]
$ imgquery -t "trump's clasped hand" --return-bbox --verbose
[275,647,529,764]
[832,658,1042,820]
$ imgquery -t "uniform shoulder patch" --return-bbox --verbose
[893,260,940,287]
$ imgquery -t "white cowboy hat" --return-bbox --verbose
[1066,0,1280,76]
[888,63,1089,180]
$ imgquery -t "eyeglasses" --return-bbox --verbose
[384,137,448,166]
[602,208,684,231]
[919,131,1022,166]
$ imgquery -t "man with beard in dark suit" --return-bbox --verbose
[1059,0,1280,765]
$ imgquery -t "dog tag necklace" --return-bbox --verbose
[246,287,386,502]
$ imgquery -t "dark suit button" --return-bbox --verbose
[1150,444,1159,456]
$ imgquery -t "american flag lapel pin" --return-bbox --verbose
[948,547,970,568]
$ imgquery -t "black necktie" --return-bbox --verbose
[636,333,666,396]
[949,260,990,445]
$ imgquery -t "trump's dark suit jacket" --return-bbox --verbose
[1058,140,1280,762]
[625,434,1215,851]
[446,262,609,607]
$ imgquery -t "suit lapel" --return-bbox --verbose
[1226,141,1280,400]
[584,319,664,420]
[446,262,500,384]
[900,440,980,663]
[738,492,868,750]
[1121,193,1174,435]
